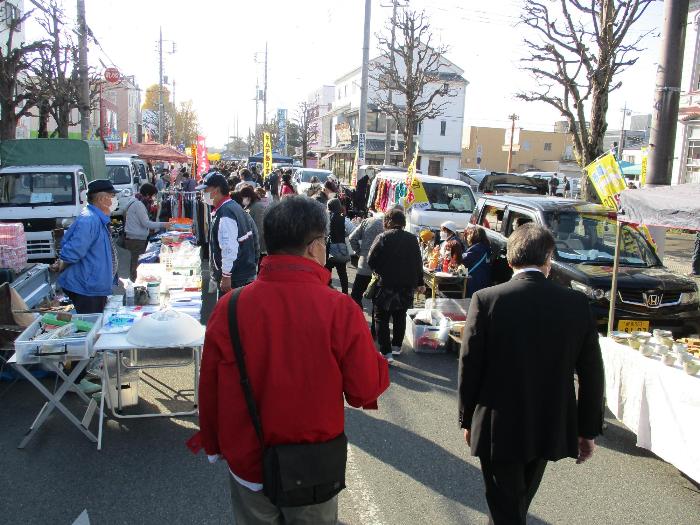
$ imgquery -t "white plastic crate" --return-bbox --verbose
[406,309,450,354]
[14,314,103,364]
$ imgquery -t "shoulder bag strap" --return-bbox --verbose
[469,252,489,273]
[228,287,265,448]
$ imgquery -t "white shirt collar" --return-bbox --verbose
[512,267,544,276]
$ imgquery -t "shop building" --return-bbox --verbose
[461,126,576,174]
[320,54,468,180]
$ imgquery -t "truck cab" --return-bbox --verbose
[0,165,89,260]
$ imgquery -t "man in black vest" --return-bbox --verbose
[197,172,258,296]
[458,224,604,525]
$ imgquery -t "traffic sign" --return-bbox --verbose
[104,68,120,83]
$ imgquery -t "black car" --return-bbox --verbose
[457,170,548,196]
[470,195,700,336]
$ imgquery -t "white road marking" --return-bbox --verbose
[346,444,386,525]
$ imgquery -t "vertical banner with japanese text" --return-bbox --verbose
[196,135,210,179]
[584,152,627,209]
[404,145,429,210]
[277,109,287,155]
[263,132,273,178]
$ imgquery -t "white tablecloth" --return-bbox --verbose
[600,336,700,482]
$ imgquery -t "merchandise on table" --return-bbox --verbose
[0,222,28,271]
[611,329,700,375]
[126,309,205,348]
[14,313,102,364]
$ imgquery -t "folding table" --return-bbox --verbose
[93,332,204,450]
[9,353,99,448]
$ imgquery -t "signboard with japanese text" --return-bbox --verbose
[277,109,287,154]
[104,67,120,83]
[196,135,210,179]
[584,152,627,209]
[263,132,272,178]
[358,132,366,164]
[404,146,429,210]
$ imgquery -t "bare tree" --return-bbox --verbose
[517,0,655,199]
[295,101,318,167]
[0,1,46,139]
[371,9,456,164]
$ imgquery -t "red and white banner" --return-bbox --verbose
[196,135,210,179]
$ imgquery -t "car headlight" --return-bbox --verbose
[59,218,75,228]
[121,188,133,197]
[680,291,698,305]
[571,280,609,300]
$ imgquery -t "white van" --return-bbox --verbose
[367,170,476,235]
[105,156,143,216]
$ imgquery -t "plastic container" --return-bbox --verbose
[405,309,449,354]
[14,313,103,364]
[147,282,161,305]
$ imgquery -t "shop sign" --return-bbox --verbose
[263,132,273,178]
[104,67,121,83]
[336,122,352,144]
[358,132,366,164]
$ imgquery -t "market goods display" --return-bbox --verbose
[14,313,102,364]
[612,329,700,375]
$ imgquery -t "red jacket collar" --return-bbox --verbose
[212,196,231,213]
[258,254,331,285]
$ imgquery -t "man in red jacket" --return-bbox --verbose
[189,196,390,524]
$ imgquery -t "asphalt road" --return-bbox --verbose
[0,247,699,524]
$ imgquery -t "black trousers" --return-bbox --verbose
[350,273,372,307]
[325,259,348,294]
[374,307,407,355]
[65,290,107,314]
[479,456,547,525]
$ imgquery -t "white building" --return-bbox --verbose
[321,53,468,180]
[307,85,335,166]
[672,0,700,184]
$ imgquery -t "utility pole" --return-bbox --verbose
[77,0,90,139]
[647,0,690,186]
[254,78,260,151]
[618,103,631,161]
[383,0,400,165]
[158,27,164,143]
[263,42,268,126]
[506,114,518,172]
[358,0,371,166]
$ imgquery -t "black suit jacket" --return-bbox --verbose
[458,271,604,463]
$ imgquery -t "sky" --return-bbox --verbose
[27,0,666,148]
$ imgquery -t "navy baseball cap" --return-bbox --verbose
[87,179,118,195]
[196,172,229,193]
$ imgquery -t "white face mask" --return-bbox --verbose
[109,196,119,213]
[439,231,449,241]
[202,191,214,206]
[242,197,251,207]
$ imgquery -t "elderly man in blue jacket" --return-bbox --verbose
[52,179,119,314]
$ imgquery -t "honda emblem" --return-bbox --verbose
[645,293,661,307]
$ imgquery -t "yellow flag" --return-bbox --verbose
[263,132,272,179]
[405,146,429,209]
[640,146,649,186]
[584,152,626,209]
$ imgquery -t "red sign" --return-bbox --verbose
[104,67,120,83]
[196,136,210,179]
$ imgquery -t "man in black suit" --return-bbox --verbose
[458,223,604,525]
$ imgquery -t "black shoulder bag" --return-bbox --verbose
[227,288,348,507]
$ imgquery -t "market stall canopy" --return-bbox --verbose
[618,183,700,231]
[120,142,188,162]
[621,163,642,176]
[248,153,294,164]
[207,152,221,162]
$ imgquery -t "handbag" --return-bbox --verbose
[363,273,379,299]
[115,199,137,248]
[327,241,350,263]
[227,288,347,507]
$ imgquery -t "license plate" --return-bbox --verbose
[617,320,650,333]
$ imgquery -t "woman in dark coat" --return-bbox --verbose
[325,198,349,294]
[462,225,492,297]
[368,208,425,363]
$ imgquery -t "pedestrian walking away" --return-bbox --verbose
[458,223,605,525]
[691,232,700,276]
[349,210,385,307]
[368,208,425,362]
[123,183,169,282]
[197,172,259,296]
[325,198,350,294]
[188,195,389,525]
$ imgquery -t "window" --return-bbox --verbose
[544,142,552,151]
[684,125,700,183]
[480,204,506,232]
[505,211,535,237]
[440,121,446,136]
[428,160,441,176]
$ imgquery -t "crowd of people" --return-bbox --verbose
[48,166,606,525]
